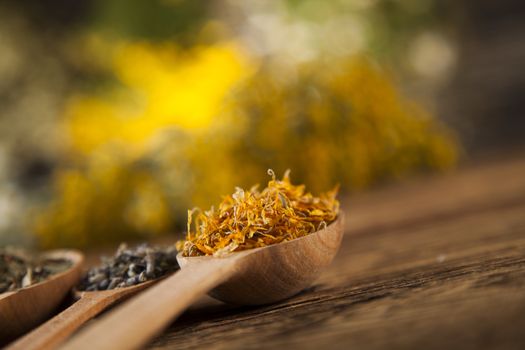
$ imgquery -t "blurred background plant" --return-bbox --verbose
[1,0,523,248]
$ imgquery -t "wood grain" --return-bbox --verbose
[146,154,525,349]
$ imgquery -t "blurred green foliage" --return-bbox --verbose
[90,0,209,43]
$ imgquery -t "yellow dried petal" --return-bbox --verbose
[177,170,340,256]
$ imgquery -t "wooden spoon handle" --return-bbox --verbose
[61,257,241,350]
[7,293,114,350]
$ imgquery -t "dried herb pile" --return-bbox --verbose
[177,170,339,257]
[78,243,179,291]
[0,248,72,293]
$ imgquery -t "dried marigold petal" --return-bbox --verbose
[176,170,340,257]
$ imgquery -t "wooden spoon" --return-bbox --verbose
[0,250,83,345]
[62,215,344,350]
[7,272,161,350]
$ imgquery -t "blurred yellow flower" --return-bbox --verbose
[35,150,171,248]
[35,41,458,249]
[65,41,253,155]
[223,58,458,193]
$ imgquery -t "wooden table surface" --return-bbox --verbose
[146,154,525,349]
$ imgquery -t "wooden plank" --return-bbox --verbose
[345,153,525,235]
[147,155,525,349]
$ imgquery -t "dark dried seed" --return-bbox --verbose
[77,244,179,291]
[138,271,147,283]
[88,273,106,284]
[98,279,109,290]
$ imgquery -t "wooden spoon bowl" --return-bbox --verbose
[178,215,344,305]
[0,250,84,344]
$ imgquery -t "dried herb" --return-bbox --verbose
[177,169,339,257]
[0,248,72,293]
[78,243,179,291]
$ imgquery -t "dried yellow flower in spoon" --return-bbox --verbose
[177,169,340,257]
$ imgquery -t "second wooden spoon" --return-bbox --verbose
[7,270,161,350]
